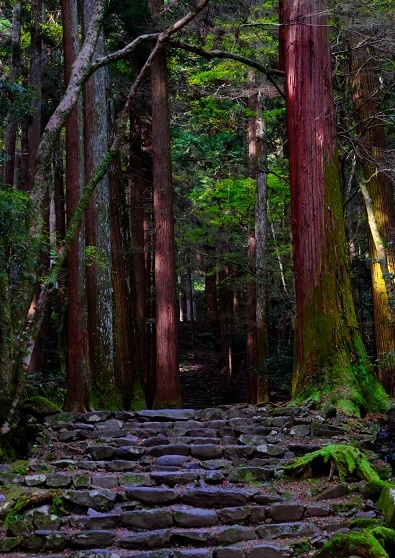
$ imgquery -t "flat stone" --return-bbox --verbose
[136,409,195,421]
[199,470,225,484]
[74,551,121,558]
[246,544,292,558]
[125,486,179,504]
[71,529,115,548]
[207,525,256,545]
[115,435,140,446]
[266,503,304,521]
[91,474,119,489]
[150,471,198,486]
[255,493,284,505]
[173,507,218,527]
[239,435,268,446]
[96,420,124,438]
[120,529,172,549]
[142,434,169,447]
[305,504,331,517]
[119,472,155,486]
[219,506,251,523]
[290,425,311,437]
[222,445,255,460]
[20,533,44,551]
[8,516,33,537]
[46,473,72,488]
[0,472,25,484]
[74,549,120,558]
[74,513,121,530]
[201,459,229,470]
[155,454,190,467]
[182,488,251,507]
[271,417,293,427]
[33,513,62,531]
[315,483,349,501]
[214,548,245,558]
[187,428,217,438]
[88,446,115,460]
[121,509,173,529]
[311,421,345,437]
[255,445,284,458]
[227,467,274,483]
[190,445,223,460]
[64,489,116,510]
[82,411,112,423]
[114,446,145,460]
[256,522,318,539]
[74,472,92,488]
[287,443,323,454]
[24,474,47,486]
[173,529,209,544]
[35,530,69,551]
[105,460,139,472]
[147,444,189,457]
[173,550,212,558]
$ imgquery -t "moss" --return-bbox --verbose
[19,396,62,417]
[314,529,390,557]
[283,444,384,484]
[350,518,383,529]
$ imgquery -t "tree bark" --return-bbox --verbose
[62,0,91,412]
[149,0,180,408]
[282,0,388,415]
[83,0,115,408]
[350,38,395,395]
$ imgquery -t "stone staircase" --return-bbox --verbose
[0,404,390,558]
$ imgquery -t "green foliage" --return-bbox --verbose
[0,187,30,243]
[0,81,36,125]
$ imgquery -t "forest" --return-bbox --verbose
[0,0,395,437]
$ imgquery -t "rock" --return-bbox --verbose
[207,525,256,545]
[20,396,62,417]
[266,503,304,521]
[315,483,349,501]
[227,466,274,483]
[35,530,69,551]
[199,470,225,484]
[245,544,292,558]
[190,445,223,460]
[222,445,255,460]
[219,506,251,523]
[182,488,251,507]
[88,446,115,460]
[173,508,218,527]
[136,409,195,421]
[121,509,173,529]
[150,471,198,486]
[173,550,212,558]
[105,460,140,472]
[114,446,146,460]
[305,504,332,517]
[125,487,179,504]
[73,551,121,558]
[214,548,245,558]
[82,411,112,423]
[91,474,119,489]
[24,474,47,487]
[119,472,154,487]
[377,484,395,527]
[120,529,172,549]
[155,455,190,467]
[74,513,121,530]
[64,489,116,510]
[71,529,115,548]
[256,521,318,539]
[200,459,229,470]
[147,444,189,457]
[250,506,266,523]
[173,529,209,544]
[46,473,72,488]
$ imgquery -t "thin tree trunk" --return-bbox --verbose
[350,38,395,395]
[282,0,388,415]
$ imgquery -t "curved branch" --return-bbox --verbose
[167,39,285,98]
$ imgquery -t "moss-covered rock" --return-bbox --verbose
[283,444,384,483]
[315,527,395,558]
[19,396,62,417]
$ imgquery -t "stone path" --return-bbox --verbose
[0,404,390,558]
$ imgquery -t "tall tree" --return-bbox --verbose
[281,0,388,415]
[62,0,91,412]
[83,0,115,408]
[350,35,395,395]
[149,0,181,408]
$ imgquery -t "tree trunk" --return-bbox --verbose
[149,0,180,408]
[350,38,395,395]
[62,0,91,412]
[83,0,115,408]
[282,0,388,415]
[3,0,22,188]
